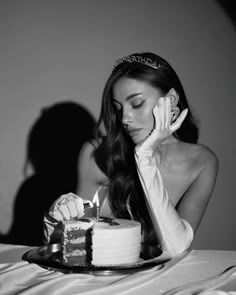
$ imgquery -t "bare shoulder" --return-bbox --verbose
[77,140,108,197]
[191,143,218,171]
[79,140,107,182]
[180,141,219,177]
[79,140,96,160]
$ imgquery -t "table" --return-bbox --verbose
[0,243,236,295]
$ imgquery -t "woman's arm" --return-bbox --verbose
[43,141,109,244]
[176,147,219,233]
[135,143,218,256]
[135,147,194,257]
[134,97,197,256]
[135,97,219,256]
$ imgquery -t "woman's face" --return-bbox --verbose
[112,77,163,144]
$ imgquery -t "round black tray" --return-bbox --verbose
[22,243,168,275]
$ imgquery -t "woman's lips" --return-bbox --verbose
[128,128,141,137]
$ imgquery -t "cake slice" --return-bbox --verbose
[61,217,95,265]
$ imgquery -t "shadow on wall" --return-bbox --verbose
[0,101,97,246]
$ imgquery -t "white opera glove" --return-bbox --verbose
[43,192,93,244]
[135,97,193,256]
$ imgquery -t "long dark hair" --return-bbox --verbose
[94,52,199,236]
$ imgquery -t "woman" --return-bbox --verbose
[44,52,218,256]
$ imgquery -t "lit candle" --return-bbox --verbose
[96,192,100,222]
[92,191,100,222]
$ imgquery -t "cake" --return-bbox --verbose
[61,217,142,266]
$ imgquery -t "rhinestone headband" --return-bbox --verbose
[113,55,160,71]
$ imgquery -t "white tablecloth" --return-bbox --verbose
[0,243,236,295]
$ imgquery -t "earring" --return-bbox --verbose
[171,107,180,122]
[170,93,179,107]
[170,94,179,123]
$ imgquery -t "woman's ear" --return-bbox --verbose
[166,88,180,123]
[166,88,179,107]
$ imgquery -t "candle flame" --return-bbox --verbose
[92,190,100,222]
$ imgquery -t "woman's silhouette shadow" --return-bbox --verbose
[1,101,96,246]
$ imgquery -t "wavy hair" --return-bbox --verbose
[94,52,199,238]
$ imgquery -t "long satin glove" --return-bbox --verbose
[43,192,93,244]
[135,97,193,256]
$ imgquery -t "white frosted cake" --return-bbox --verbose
[61,217,141,266]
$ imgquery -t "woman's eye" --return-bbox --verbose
[132,101,144,109]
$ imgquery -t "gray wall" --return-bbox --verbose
[0,0,235,249]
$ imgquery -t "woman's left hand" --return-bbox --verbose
[48,193,93,221]
[136,96,188,152]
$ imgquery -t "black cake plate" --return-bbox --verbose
[22,243,169,275]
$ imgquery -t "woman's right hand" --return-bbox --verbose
[136,96,188,153]
[48,192,93,222]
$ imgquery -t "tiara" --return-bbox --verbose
[113,55,160,70]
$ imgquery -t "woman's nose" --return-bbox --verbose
[122,109,133,126]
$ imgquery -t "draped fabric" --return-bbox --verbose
[0,244,236,295]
